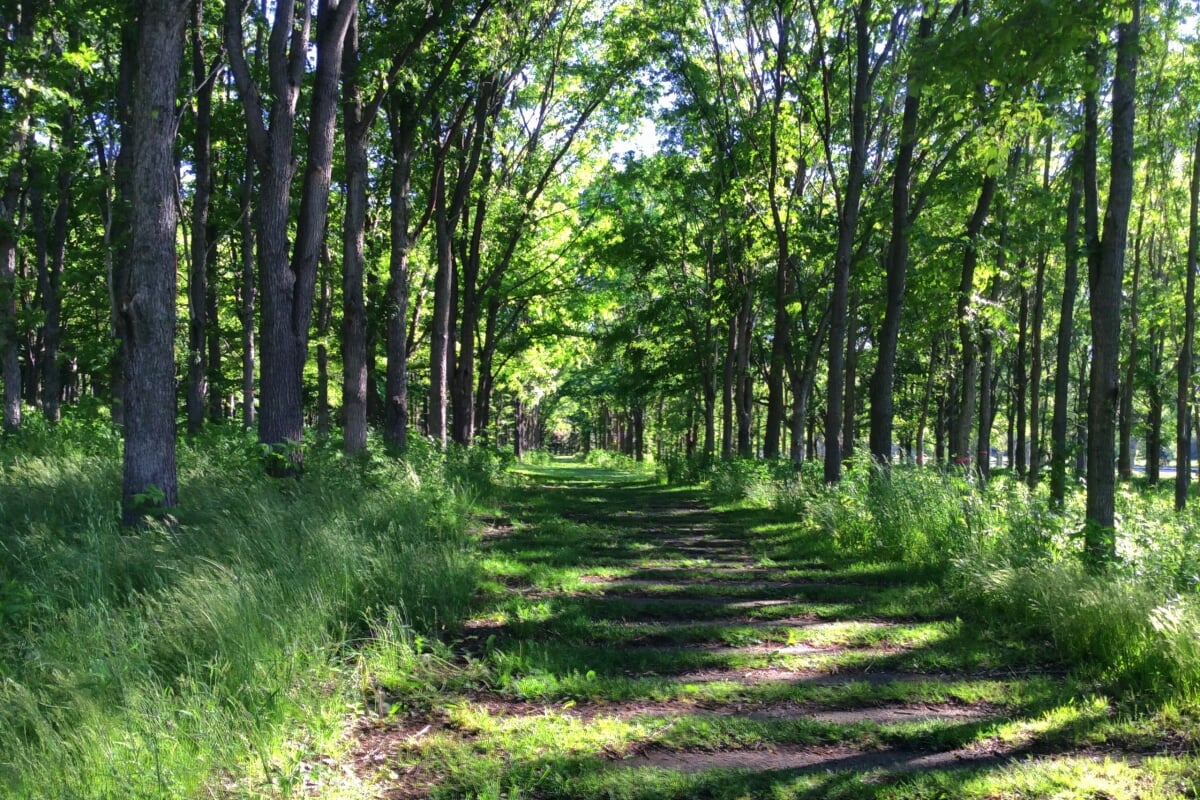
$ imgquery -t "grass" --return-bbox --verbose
[0,415,492,798]
[349,456,1200,799]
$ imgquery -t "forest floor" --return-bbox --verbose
[346,461,1200,799]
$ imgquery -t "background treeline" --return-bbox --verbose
[0,0,1196,542]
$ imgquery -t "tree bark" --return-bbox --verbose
[121,0,189,524]
[1087,2,1139,562]
[225,0,357,468]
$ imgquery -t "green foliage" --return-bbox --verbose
[693,461,1200,701]
[0,424,484,797]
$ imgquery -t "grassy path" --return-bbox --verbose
[353,462,1200,799]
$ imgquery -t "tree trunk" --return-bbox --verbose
[1177,103,1200,510]
[315,246,332,437]
[1087,3,1139,563]
[1016,285,1029,479]
[340,8,369,454]
[1050,167,1083,507]
[951,174,999,466]
[225,0,357,468]
[240,152,256,429]
[186,1,214,436]
[736,285,754,458]
[1028,251,1047,487]
[722,314,735,458]
[121,0,189,524]
[384,91,417,452]
[1118,208,1143,480]
[868,9,932,465]
[842,309,859,463]
[824,0,871,483]
[1147,334,1163,485]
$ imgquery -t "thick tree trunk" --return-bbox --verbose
[225,0,357,468]
[121,0,188,524]
[1087,2,1139,560]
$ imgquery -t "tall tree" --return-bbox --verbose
[1086,1,1139,565]
[224,0,356,468]
[120,0,190,523]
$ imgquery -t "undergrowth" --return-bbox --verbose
[676,454,1200,702]
[0,414,490,798]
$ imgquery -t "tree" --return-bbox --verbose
[224,0,356,468]
[120,0,190,524]
[1086,0,1140,566]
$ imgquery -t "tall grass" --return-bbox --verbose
[680,455,1200,701]
[0,417,485,798]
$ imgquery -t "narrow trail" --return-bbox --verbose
[352,463,1194,799]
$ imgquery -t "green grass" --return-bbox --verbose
[0,419,489,798]
[356,457,1200,800]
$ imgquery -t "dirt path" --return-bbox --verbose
[350,464,1197,799]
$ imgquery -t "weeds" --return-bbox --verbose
[0,418,484,798]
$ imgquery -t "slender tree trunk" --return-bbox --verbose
[722,313,735,458]
[384,93,416,452]
[1028,252,1046,486]
[915,340,938,466]
[842,309,859,463]
[1051,167,1083,507]
[315,245,332,437]
[121,0,189,524]
[1016,286,1029,479]
[1087,3,1139,561]
[1177,108,1200,510]
[186,2,214,436]
[736,285,754,458]
[240,153,256,429]
[340,9,369,454]
[824,0,871,483]
[951,174,999,465]
[977,279,1001,482]
[1119,211,1143,480]
[868,9,932,464]
[1147,334,1163,485]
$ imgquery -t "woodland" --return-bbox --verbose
[4,0,1200,796]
